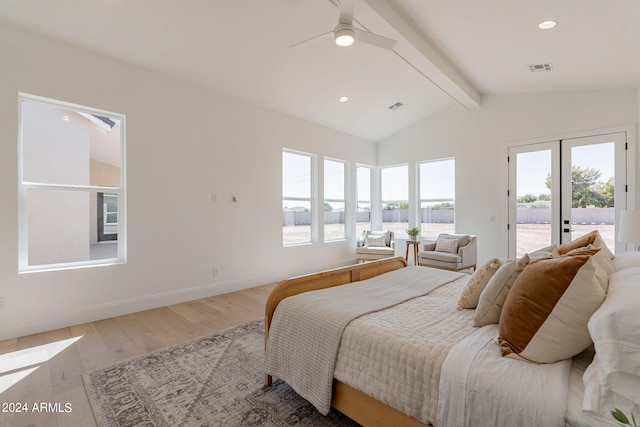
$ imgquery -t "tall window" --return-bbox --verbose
[381,164,408,235]
[356,165,372,236]
[324,158,346,241]
[419,158,455,238]
[282,150,313,245]
[18,93,126,272]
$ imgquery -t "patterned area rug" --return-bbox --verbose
[83,320,359,426]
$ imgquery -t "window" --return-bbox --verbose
[18,93,126,272]
[324,158,346,241]
[356,165,372,236]
[97,192,118,242]
[419,158,455,238]
[381,164,408,235]
[282,150,314,245]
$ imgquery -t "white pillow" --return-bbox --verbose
[366,234,387,247]
[583,267,640,418]
[528,244,559,259]
[567,245,614,291]
[435,237,459,254]
[612,251,640,271]
[457,258,504,310]
[474,254,530,327]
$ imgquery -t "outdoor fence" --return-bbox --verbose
[283,210,311,226]
[283,209,449,225]
[282,210,347,226]
[283,207,615,226]
[380,208,455,223]
[516,207,615,224]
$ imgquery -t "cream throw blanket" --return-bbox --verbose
[265,266,464,415]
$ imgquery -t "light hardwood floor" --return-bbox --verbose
[0,283,275,427]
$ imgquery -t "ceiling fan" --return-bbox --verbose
[291,0,397,50]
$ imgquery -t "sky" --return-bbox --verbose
[516,142,615,198]
[284,142,616,206]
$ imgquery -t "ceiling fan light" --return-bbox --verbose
[335,28,355,47]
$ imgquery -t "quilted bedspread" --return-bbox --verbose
[265,266,465,416]
[333,273,476,425]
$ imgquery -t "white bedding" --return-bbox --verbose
[268,262,626,426]
[567,349,617,427]
[266,266,464,415]
[438,326,620,427]
[438,324,572,427]
[334,273,476,425]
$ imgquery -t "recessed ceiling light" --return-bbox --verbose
[339,96,349,103]
[61,115,70,122]
[538,20,557,30]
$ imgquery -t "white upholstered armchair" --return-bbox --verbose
[356,231,395,263]
[418,233,477,271]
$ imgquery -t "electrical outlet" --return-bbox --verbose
[212,267,219,277]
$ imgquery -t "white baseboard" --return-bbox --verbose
[0,258,356,341]
[0,275,267,341]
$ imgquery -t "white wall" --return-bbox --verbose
[0,24,376,340]
[377,91,639,263]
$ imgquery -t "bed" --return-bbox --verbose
[264,231,639,427]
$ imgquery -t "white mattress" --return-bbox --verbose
[333,273,475,425]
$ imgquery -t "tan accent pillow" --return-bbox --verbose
[499,253,606,363]
[457,258,504,310]
[593,231,615,260]
[473,254,530,327]
[557,230,598,254]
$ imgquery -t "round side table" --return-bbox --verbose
[405,240,420,265]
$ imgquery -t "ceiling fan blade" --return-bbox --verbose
[290,31,333,49]
[338,0,355,24]
[355,28,397,50]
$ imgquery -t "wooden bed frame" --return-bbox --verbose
[264,257,431,427]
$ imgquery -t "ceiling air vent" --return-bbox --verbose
[528,63,553,72]
[388,102,405,111]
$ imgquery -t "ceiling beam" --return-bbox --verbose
[364,0,481,109]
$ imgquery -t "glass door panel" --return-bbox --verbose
[561,133,626,253]
[516,150,552,257]
[508,143,559,258]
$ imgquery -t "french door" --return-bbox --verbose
[508,132,627,258]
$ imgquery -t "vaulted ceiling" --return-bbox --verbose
[1,0,638,141]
